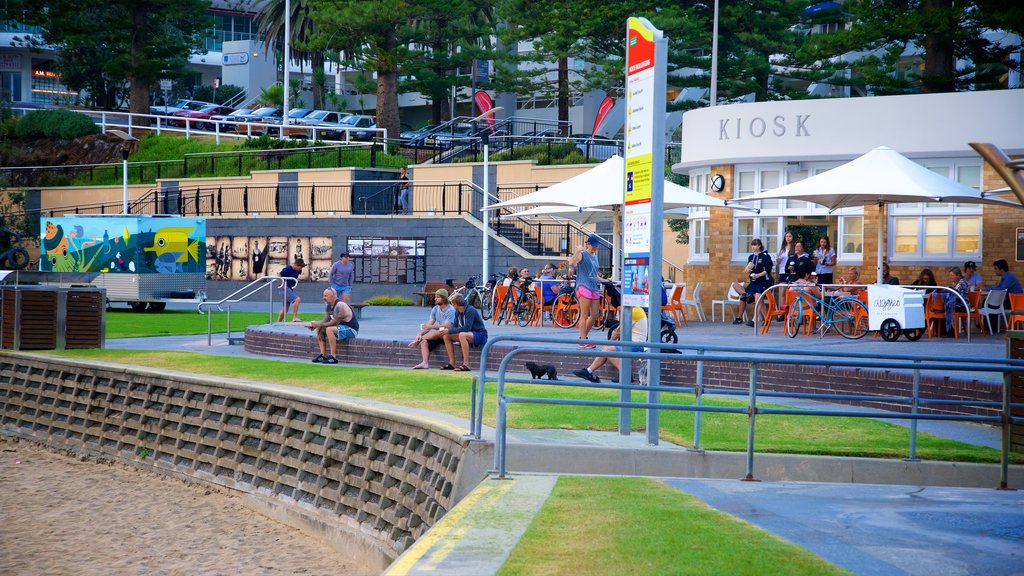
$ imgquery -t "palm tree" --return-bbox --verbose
[256,0,325,109]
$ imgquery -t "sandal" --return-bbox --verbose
[412,362,428,370]
[440,364,455,370]
[455,365,471,372]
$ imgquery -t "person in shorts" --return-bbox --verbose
[734,238,773,327]
[277,258,305,322]
[440,293,488,372]
[408,288,455,369]
[568,233,603,347]
[328,252,355,303]
[309,287,359,364]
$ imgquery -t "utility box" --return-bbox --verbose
[0,286,105,350]
[1010,331,1023,455]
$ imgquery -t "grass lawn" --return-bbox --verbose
[104,309,319,338]
[45,349,1014,463]
[498,476,851,576]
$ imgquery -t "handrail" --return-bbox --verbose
[473,334,1024,487]
[198,276,288,345]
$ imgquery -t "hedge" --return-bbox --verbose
[14,109,100,139]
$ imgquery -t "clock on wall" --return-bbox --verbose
[710,174,725,192]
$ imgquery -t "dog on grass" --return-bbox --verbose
[525,361,558,380]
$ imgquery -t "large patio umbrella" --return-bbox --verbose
[728,146,1022,283]
[488,155,755,278]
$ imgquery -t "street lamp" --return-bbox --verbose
[471,106,503,284]
[710,0,720,106]
[121,148,130,214]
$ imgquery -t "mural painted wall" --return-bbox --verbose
[206,235,333,283]
[40,217,207,274]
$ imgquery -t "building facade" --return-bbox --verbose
[673,89,1024,309]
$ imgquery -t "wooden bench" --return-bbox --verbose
[412,280,453,307]
[350,303,367,319]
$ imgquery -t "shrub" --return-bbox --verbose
[240,135,310,150]
[364,294,413,306]
[14,109,100,139]
[192,84,244,105]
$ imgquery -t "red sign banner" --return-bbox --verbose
[473,91,495,129]
[592,95,615,135]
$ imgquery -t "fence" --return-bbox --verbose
[470,335,1024,488]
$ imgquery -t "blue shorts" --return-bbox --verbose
[470,330,488,347]
[282,287,299,305]
[337,326,357,340]
[615,345,644,353]
[332,284,352,296]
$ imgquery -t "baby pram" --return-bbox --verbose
[601,280,678,345]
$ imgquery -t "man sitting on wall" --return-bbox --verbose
[309,287,359,364]
[408,288,455,369]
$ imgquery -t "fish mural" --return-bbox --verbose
[39,217,206,275]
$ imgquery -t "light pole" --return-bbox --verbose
[710,0,720,106]
[121,148,129,214]
[472,106,503,284]
[281,0,290,140]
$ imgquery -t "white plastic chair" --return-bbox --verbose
[982,289,1007,333]
[711,283,746,322]
[679,281,706,322]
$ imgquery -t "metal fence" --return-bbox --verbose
[470,335,1024,488]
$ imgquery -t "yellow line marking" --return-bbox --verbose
[418,481,515,571]
[385,481,499,575]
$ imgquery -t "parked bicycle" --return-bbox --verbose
[449,274,499,321]
[495,276,536,326]
[784,288,872,339]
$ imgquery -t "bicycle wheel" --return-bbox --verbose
[495,289,513,325]
[832,298,868,339]
[516,296,535,327]
[478,290,493,320]
[785,298,803,338]
[552,295,579,329]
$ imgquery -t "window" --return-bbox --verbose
[690,218,709,261]
[733,217,783,261]
[839,215,863,260]
[347,237,426,284]
[890,160,983,260]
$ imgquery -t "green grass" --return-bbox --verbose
[104,309,319,338]
[498,476,851,576]
[43,349,1015,464]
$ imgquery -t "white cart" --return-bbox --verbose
[866,284,926,341]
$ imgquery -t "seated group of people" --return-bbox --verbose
[408,288,488,371]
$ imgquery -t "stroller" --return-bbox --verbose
[602,281,678,345]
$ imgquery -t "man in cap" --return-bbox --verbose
[408,288,454,369]
[963,261,983,292]
[277,258,305,322]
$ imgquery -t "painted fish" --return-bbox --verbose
[154,252,182,274]
[145,227,198,263]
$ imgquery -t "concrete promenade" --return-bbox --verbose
[105,304,1023,576]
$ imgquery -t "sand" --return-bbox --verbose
[0,436,374,576]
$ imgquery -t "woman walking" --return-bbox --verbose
[568,234,603,348]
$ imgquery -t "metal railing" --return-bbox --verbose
[197,276,287,345]
[470,335,1024,488]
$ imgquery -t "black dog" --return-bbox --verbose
[525,361,558,380]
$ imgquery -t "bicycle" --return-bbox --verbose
[551,282,580,328]
[495,277,536,327]
[783,287,870,339]
[450,274,498,320]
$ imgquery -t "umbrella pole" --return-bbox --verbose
[876,201,885,284]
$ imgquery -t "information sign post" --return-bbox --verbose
[623,17,667,445]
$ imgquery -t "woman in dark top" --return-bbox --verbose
[911,268,937,294]
[784,240,813,284]
[734,238,773,327]
[440,293,488,371]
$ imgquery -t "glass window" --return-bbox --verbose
[761,219,779,255]
[690,218,709,260]
[735,218,754,253]
[894,217,919,254]
[954,217,980,253]
[760,170,781,210]
[786,170,808,209]
[956,165,981,189]
[732,217,783,260]
[839,215,863,258]
[923,217,948,254]
[736,171,755,198]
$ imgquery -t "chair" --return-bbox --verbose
[663,285,685,327]
[1008,293,1024,331]
[787,289,817,336]
[712,283,746,322]
[953,291,984,339]
[759,290,788,334]
[981,289,1007,334]
[492,285,513,325]
[530,284,556,326]
[924,292,946,338]
[678,281,706,322]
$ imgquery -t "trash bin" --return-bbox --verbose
[0,286,105,350]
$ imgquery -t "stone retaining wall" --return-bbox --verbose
[0,353,489,571]
[245,326,1002,418]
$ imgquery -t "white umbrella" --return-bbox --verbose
[489,155,755,278]
[728,146,1022,283]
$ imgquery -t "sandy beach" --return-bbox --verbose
[0,436,373,576]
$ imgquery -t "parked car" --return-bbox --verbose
[150,99,213,116]
[427,123,477,149]
[230,107,283,134]
[338,115,378,141]
[209,108,254,128]
[399,124,437,147]
[169,105,236,130]
[283,110,353,139]
[568,133,620,160]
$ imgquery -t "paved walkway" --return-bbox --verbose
[105,305,1023,576]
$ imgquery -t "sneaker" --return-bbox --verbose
[323,356,338,364]
[572,368,600,383]
[745,320,755,327]
[312,354,326,363]
[732,318,744,325]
